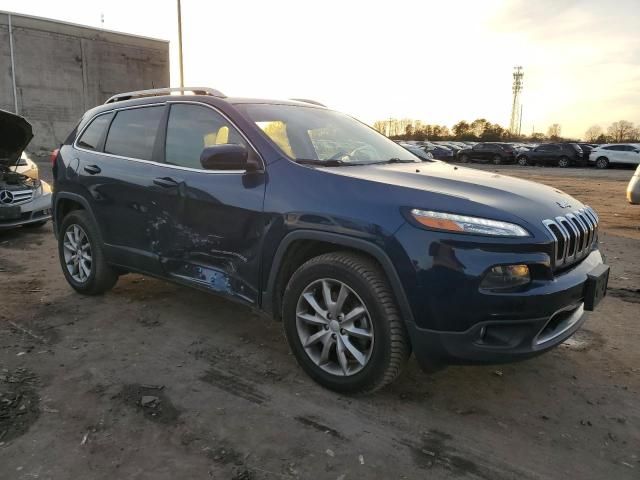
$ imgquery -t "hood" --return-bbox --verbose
[319,161,583,226]
[0,109,33,167]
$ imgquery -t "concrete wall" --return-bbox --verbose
[0,11,169,153]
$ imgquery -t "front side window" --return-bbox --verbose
[235,103,419,165]
[77,113,113,151]
[165,104,249,169]
[104,106,164,160]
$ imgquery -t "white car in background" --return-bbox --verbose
[589,144,640,169]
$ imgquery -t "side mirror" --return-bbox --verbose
[200,144,252,171]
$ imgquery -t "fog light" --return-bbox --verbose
[481,264,530,290]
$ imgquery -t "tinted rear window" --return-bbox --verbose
[77,113,113,151]
[104,106,164,160]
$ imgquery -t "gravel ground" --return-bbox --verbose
[0,161,638,479]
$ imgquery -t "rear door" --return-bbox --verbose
[153,102,267,305]
[76,104,168,274]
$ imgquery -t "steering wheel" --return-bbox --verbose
[329,145,378,162]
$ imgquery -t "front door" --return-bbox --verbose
[154,102,267,305]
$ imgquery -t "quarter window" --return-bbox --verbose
[165,104,249,169]
[104,106,164,161]
[77,113,113,151]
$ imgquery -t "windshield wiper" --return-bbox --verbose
[296,159,347,167]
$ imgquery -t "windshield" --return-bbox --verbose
[235,103,420,165]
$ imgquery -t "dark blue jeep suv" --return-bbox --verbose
[52,87,609,393]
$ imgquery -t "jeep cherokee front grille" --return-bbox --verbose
[543,207,598,268]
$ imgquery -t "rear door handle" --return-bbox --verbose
[153,177,179,188]
[84,165,101,175]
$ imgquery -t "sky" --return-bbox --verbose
[1,0,639,138]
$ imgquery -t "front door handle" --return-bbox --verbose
[153,177,179,188]
[84,165,101,175]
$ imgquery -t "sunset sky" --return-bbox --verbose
[2,0,639,138]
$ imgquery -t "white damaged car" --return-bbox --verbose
[0,109,52,230]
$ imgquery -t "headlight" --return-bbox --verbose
[410,209,530,237]
[481,264,530,290]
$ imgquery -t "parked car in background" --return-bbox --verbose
[400,144,434,161]
[52,87,609,393]
[457,142,517,164]
[423,142,454,161]
[577,143,595,163]
[16,154,39,179]
[0,109,52,230]
[626,164,640,204]
[516,143,583,167]
[589,144,640,169]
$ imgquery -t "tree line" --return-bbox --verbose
[373,118,640,143]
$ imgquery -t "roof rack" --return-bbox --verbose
[290,98,327,107]
[105,87,226,104]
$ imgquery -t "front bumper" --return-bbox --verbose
[0,192,52,230]
[402,249,606,368]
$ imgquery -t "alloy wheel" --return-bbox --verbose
[558,157,569,168]
[295,278,374,376]
[517,157,528,166]
[62,224,93,283]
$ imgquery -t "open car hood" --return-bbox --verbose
[0,109,33,168]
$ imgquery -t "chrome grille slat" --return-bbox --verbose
[543,205,599,269]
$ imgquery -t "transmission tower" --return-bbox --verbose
[509,66,524,135]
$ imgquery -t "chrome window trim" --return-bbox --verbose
[73,101,264,175]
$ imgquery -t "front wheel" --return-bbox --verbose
[517,156,528,166]
[558,156,570,168]
[282,252,410,393]
[58,210,118,295]
[595,157,609,169]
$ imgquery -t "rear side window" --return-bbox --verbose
[105,106,164,161]
[77,113,113,151]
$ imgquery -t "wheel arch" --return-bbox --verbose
[262,230,415,328]
[53,192,101,240]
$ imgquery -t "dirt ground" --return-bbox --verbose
[1,163,638,480]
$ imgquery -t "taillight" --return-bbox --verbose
[50,148,60,166]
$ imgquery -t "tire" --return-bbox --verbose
[459,154,469,163]
[557,156,570,168]
[282,252,410,393]
[595,157,609,169]
[492,155,502,165]
[58,210,118,295]
[516,156,528,166]
[23,220,48,228]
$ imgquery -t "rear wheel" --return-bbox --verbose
[595,157,609,169]
[58,210,118,295]
[492,155,502,165]
[282,252,410,393]
[516,156,528,166]
[557,156,570,168]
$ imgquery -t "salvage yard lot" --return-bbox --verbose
[1,162,638,479]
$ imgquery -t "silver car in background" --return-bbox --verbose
[0,109,52,230]
[627,164,640,204]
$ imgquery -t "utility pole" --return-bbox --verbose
[509,66,524,134]
[519,104,523,136]
[177,0,185,88]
